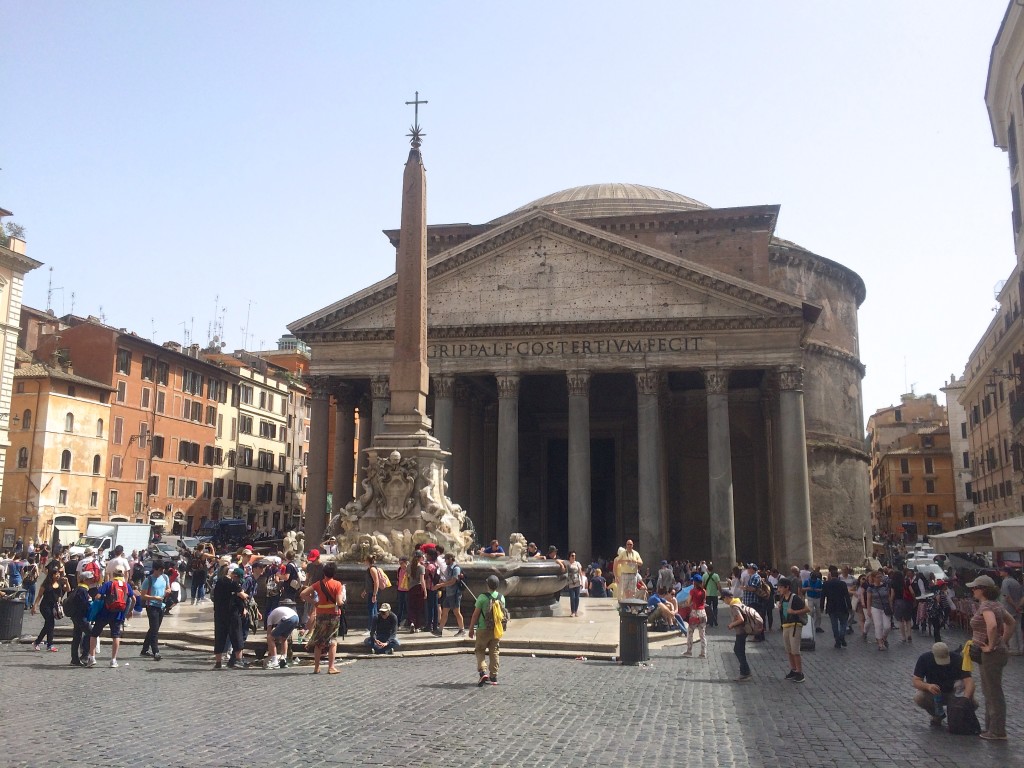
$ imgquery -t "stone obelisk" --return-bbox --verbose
[376,110,436,447]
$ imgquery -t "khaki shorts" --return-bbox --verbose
[782,624,802,655]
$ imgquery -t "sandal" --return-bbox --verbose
[313,666,320,674]
[328,668,340,675]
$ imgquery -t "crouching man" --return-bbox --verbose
[363,602,400,655]
[265,598,300,669]
[912,641,974,727]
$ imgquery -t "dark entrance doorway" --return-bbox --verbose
[545,437,617,560]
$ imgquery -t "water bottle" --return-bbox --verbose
[933,693,945,718]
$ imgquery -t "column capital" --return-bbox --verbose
[702,368,730,395]
[635,370,660,397]
[432,374,455,400]
[370,376,390,400]
[777,366,805,392]
[495,373,520,399]
[566,370,591,397]
[308,375,334,401]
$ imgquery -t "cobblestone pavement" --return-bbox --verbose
[3,615,1022,768]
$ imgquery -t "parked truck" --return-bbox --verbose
[68,522,152,560]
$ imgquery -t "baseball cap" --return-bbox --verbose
[379,602,391,614]
[232,566,245,578]
[966,575,996,589]
[932,642,951,666]
[307,549,320,561]
[244,544,254,551]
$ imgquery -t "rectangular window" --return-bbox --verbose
[185,480,197,498]
[894,408,902,423]
[235,482,252,502]
[157,361,169,386]
[231,417,237,440]
[206,405,216,426]
[240,447,253,467]
[902,503,913,517]
[926,479,936,494]
[108,490,118,512]
[902,480,911,493]
[963,451,970,469]
[89,491,98,509]
[111,455,123,479]
[240,384,254,405]
[1014,182,1023,235]
[276,484,286,504]
[135,459,145,481]
[227,479,234,500]
[1010,115,1019,171]
[148,475,158,495]
[961,422,967,439]
[203,481,212,500]
[139,422,149,449]
[141,387,151,409]
[259,420,277,439]
[58,489,68,505]
[213,478,224,497]
[217,413,223,439]
[116,381,127,403]
[116,348,132,375]
[268,393,274,412]
[183,370,204,396]
[168,477,176,497]
[142,356,155,381]
[191,401,202,422]
[151,435,165,459]
[926,504,939,518]
[899,458,909,474]
[182,398,191,419]
[278,453,286,472]
[983,396,993,418]
[156,390,165,414]
[134,492,143,514]
[240,415,253,434]
[178,477,186,498]
[924,457,934,474]
[259,390,267,409]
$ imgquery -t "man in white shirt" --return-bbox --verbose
[77,547,102,583]
[104,545,131,580]
[265,599,300,669]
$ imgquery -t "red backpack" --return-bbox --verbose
[104,580,128,612]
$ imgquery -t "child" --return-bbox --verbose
[926,580,954,642]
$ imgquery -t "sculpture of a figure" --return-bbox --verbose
[508,533,527,561]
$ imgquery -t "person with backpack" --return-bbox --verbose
[189,543,216,604]
[436,552,466,637]
[140,561,170,661]
[87,566,135,668]
[468,574,507,686]
[212,566,250,670]
[723,588,753,682]
[741,564,767,642]
[67,568,95,666]
[801,568,824,635]
[777,577,810,683]
[912,642,975,728]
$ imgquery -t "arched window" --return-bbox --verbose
[92,454,101,475]
[96,418,104,438]
[16,447,27,469]
[65,413,74,433]
[60,450,72,471]
[21,409,31,430]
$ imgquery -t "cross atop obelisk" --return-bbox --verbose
[405,90,427,149]
[379,92,434,441]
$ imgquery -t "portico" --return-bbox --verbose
[291,183,869,566]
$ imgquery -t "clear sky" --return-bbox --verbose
[2,2,1015,424]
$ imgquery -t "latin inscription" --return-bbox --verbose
[427,336,704,359]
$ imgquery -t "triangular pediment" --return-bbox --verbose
[290,210,814,339]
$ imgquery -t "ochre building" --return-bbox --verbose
[292,183,870,566]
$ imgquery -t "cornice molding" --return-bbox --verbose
[769,244,867,306]
[302,315,806,344]
[805,342,866,378]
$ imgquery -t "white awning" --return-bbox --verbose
[930,518,1024,553]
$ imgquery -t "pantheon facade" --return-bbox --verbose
[291,184,869,567]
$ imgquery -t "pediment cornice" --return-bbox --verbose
[290,210,810,337]
[298,315,805,345]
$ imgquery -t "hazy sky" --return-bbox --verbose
[2,2,1015,423]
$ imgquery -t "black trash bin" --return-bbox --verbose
[618,598,651,665]
[0,590,26,642]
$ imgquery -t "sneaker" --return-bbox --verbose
[734,674,752,682]
[478,673,490,687]
[980,732,1008,740]
[682,650,692,657]
[32,643,40,651]
[385,648,394,655]
[431,630,443,637]
[453,629,466,637]
[140,650,153,657]
[48,646,59,653]
[110,659,118,668]
[153,654,162,661]
[790,672,805,683]
[279,659,288,669]
[212,662,223,670]
[785,670,797,680]
[489,677,498,686]
[86,656,96,668]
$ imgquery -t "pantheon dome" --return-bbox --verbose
[490,183,711,224]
